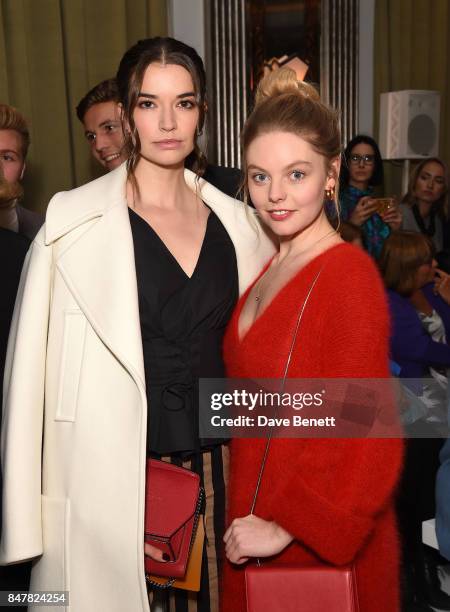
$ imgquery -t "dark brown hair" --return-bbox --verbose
[340,134,384,188]
[379,231,434,296]
[76,78,120,122]
[241,68,341,213]
[401,157,449,220]
[116,37,207,193]
[0,104,30,158]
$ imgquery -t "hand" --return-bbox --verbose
[349,196,378,226]
[223,514,293,565]
[144,542,169,562]
[434,269,450,305]
[380,200,402,230]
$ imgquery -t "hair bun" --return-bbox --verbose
[255,67,319,107]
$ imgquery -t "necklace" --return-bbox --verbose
[254,229,338,302]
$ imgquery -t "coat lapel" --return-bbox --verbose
[52,167,146,393]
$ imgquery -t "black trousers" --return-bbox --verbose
[396,432,445,604]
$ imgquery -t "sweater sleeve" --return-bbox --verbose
[266,250,403,565]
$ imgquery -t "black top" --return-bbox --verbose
[129,208,238,456]
[0,228,30,407]
[202,165,243,200]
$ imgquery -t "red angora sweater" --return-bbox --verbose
[222,243,403,612]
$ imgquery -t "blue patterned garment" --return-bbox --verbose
[339,185,390,259]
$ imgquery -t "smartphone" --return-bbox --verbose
[373,197,394,215]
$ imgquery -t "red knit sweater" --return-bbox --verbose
[222,243,403,612]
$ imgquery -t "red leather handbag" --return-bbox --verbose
[245,564,359,612]
[244,267,359,612]
[145,459,204,586]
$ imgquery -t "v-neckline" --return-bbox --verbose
[129,207,212,280]
[236,242,346,344]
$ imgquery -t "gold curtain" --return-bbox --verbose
[0,0,168,212]
[374,0,450,197]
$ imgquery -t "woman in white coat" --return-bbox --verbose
[0,38,275,612]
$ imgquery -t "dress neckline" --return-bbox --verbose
[129,206,212,280]
[236,242,347,344]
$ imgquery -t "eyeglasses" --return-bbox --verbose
[349,154,375,165]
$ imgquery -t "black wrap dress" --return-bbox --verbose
[129,207,238,612]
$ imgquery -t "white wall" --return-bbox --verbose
[168,0,205,61]
[358,0,375,136]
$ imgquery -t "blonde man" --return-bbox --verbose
[0,104,43,240]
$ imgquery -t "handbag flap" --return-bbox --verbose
[245,565,359,612]
[145,459,200,538]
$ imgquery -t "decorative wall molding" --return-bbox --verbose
[205,0,248,167]
[320,0,359,145]
[205,0,359,164]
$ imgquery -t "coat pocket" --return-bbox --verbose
[29,496,70,609]
[55,309,87,422]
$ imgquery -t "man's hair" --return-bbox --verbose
[76,78,120,122]
[0,104,30,158]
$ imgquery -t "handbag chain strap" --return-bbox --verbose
[249,265,324,516]
[145,485,205,589]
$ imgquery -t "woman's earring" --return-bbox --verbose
[325,185,335,200]
[196,126,203,137]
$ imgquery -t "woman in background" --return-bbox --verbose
[380,231,450,612]
[381,231,450,397]
[400,157,449,255]
[339,134,401,258]
[222,69,403,612]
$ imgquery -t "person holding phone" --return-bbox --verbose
[339,134,402,258]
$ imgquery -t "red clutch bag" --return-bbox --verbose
[145,459,204,584]
[245,564,360,612]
